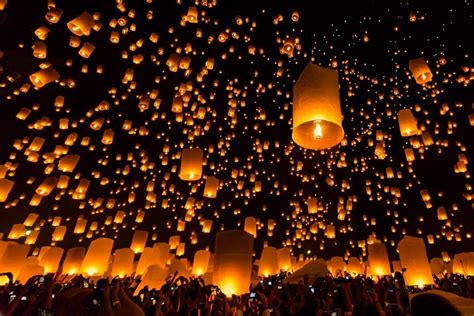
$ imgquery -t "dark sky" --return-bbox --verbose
[0,0,473,262]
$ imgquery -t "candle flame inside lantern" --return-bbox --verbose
[313,121,323,140]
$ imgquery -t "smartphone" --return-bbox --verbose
[38,276,45,283]
[331,313,337,316]
[311,288,315,294]
[250,292,256,298]
[21,296,27,301]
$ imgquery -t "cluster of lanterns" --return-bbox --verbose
[0,0,472,292]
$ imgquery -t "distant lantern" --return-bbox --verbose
[32,41,47,59]
[292,63,344,150]
[258,246,279,277]
[24,213,39,227]
[130,230,148,254]
[368,242,391,276]
[29,67,60,88]
[179,148,203,181]
[244,217,257,238]
[203,176,219,198]
[8,223,26,239]
[192,249,211,276]
[213,230,253,296]
[80,237,114,276]
[398,109,418,137]
[45,7,63,23]
[409,57,433,84]
[185,6,198,23]
[67,12,95,36]
[397,236,434,286]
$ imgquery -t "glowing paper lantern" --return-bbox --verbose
[244,217,257,238]
[368,242,391,276]
[130,230,148,254]
[409,57,433,84]
[17,264,44,283]
[452,253,474,276]
[62,247,85,275]
[276,247,292,272]
[191,250,211,276]
[0,178,14,202]
[67,12,95,36]
[39,247,64,274]
[111,248,135,277]
[430,258,446,275]
[398,109,418,137]
[52,225,67,241]
[80,237,114,276]
[153,243,170,267]
[213,230,253,296]
[136,247,161,276]
[29,67,59,88]
[292,63,344,150]
[8,223,26,239]
[347,257,362,275]
[58,154,80,172]
[134,265,167,296]
[203,176,219,198]
[179,148,203,181]
[397,236,434,286]
[327,257,345,276]
[258,246,278,277]
[0,243,30,279]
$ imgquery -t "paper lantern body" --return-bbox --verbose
[80,237,114,276]
[347,257,362,275]
[430,258,446,275]
[258,246,278,277]
[111,248,135,277]
[398,109,418,137]
[368,242,391,276]
[276,247,292,272]
[213,230,253,296]
[397,236,434,286]
[0,178,14,202]
[179,148,203,181]
[153,243,170,267]
[29,67,59,88]
[136,247,161,276]
[327,257,346,276]
[244,217,257,238]
[203,176,219,198]
[62,247,86,275]
[192,250,211,276]
[17,264,44,283]
[67,12,95,36]
[130,230,148,253]
[409,57,433,84]
[292,63,344,150]
[452,252,474,276]
[24,213,39,227]
[0,243,30,279]
[39,247,64,274]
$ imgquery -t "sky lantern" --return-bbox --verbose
[0,178,14,202]
[398,109,418,137]
[111,248,135,277]
[368,242,391,276]
[276,247,292,272]
[292,63,344,150]
[136,247,161,276]
[452,253,474,275]
[244,217,257,238]
[258,246,279,277]
[409,57,433,84]
[130,230,148,253]
[62,247,85,275]
[29,67,59,88]
[179,148,203,181]
[39,247,64,274]
[347,257,362,275]
[327,257,346,276]
[8,223,26,240]
[80,237,114,276]
[67,12,95,36]
[0,243,30,280]
[203,176,219,198]
[397,236,434,286]
[213,230,253,296]
[191,249,211,276]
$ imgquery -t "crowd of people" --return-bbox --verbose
[0,270,472,316]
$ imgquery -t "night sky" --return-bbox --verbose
[0,0,473,261]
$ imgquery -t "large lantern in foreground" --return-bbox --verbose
[368,242,391,276]
[80,237,113,276]
[179,148,203,181]
[213,230,253,296]
[191,249,211,276]
[409,57,433,84]
[397,236,434,286]
[292,63,344,150]
[258,246,278,277]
